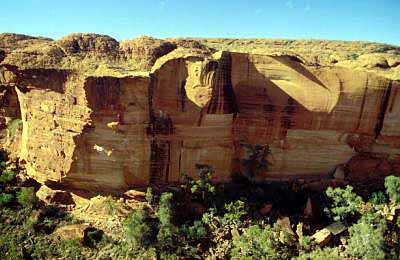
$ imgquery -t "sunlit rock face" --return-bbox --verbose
[0,46,399,191]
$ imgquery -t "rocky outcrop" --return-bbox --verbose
[0,33,212,75]
[0,34,400,191]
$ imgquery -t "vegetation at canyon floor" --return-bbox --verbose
[0,153,400,259]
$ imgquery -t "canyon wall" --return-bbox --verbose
[1,34,400,191]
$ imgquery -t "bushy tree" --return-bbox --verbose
[325,185,363,222]
[369,191,388,207]
[181,164,216,203]
[180,220,207,242]
[296,247,342,260]
[0,170,16,184]
[240,143,271,183]
[125,203,152,248]
[384,175,400,204]
[0,193,13,207]
[16,187,38,208]
[231,224,289,260]
[157,192,176,250]
[346,221,385,260]
[201,200,247,259]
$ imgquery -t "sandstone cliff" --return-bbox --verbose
[0,33,399,191]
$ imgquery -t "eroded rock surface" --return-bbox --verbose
[1,33,400,191]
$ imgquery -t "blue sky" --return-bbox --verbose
[1,0,399,45]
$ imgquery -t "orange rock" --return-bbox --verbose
[124,190,146,201]
[276,216,295,235]
[0,34,399,191]
[53,224,90,241]
[36,185,75,205]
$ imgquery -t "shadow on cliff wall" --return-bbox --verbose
[230,55,337,177]
[232,55,315,141]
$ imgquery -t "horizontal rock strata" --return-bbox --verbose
[0,34,399,191]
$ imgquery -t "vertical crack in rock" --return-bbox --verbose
[148,73,173,185]
[206,52,238,114]
[355,76,369,132]
[149,140,171,185]
[374,81,393,138]
[147,74,156,137]
[179,80,186,112]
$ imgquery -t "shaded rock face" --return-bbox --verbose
[0,48,399,191]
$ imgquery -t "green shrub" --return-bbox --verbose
[346,53,359,60]
[0,170,16,183]
[397,216,400,228]
[157,192,176,250]
[358,212,387,233]
[296,223,313,253]
[201,200,246,232]
[0,193,14,207]
[34,238,84,259]
[201,201,247,259]
[125,203,152,248]
[296,247,342,260]
[298,235,313,253]
[84,228,104,247]
[346,221,385,260]
[374,46,394,53]
[384,175,400,204]
[325,185,363,222]
[145,187,154,205]
[16,187,38,208]
[23,214,39,232]
[221,200,247,227]
[231,224,289,260]
[181,164,216,203]
[180,220,207,241]
[0,232,22,259]
[369,191,388,207]
[6,119,22,137]
[104,195,119,214]
[0,161,6,172]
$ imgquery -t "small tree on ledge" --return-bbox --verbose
[240,142,272,183]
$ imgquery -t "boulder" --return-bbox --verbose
[312,222,347,246]
[325,222,347,236]
[387,56,400,67]
[276,216,295,235]
[358,54,389,69]
[53,224,90,241]
[36,185,74,205]
[124,190,146,201]
[312,228,331,246]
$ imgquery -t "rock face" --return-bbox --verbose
[1,33,400,191]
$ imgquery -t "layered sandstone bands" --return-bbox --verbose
[0,33,399,191]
